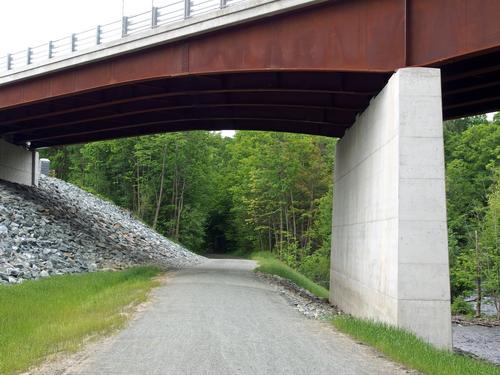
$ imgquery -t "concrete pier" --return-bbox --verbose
[330,68,452,349]
[0,139,39,186]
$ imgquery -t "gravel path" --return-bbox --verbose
[59,258,410,375]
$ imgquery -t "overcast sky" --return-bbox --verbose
[0,1,161,56]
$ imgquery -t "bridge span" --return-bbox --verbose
[1,0,499,350]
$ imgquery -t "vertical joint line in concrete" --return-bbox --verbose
[31,150,36,186]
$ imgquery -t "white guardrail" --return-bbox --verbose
[0,0,245,73]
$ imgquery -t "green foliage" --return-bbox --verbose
[331,315,500,375]
[41,131,334,277]
[251,251,329,299]
[225,132,334,282]
[41,133,223,254]
[298,246,331,288]
[481,172,500,318]
[444,119,500,302]
[0,267,162,375]
[451,296,474,316]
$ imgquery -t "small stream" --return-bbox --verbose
[453,324,500,365]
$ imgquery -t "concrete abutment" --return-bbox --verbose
[330,67,452,349]
[0,139,40,186]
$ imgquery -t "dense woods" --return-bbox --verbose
[445,114,500,317]
[42,114,499,315]
[42,132,335,287]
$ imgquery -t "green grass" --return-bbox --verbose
[250,251,329,299]
[247,251,499,374]
[331,315,500,375]
[0,266,163,375]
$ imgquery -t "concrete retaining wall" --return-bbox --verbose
[330,68,452,349]
[0,139,39,186]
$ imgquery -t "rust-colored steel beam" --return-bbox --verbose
[16,109,351,143]
[0,88,374,126]
[0,0,405,110]
[29,118,348,148]
[407,0,500,66]
[1,104,360,136]
[0,0,499,145]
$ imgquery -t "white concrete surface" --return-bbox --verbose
[0,0,328,86]
[0,139,39,186]
[330,68,452,349]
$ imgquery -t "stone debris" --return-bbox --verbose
[0,176,204,284]
[256,272,339,319]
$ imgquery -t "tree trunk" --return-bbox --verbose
[290,190,297,239]
[475,230,482,317]
[136,161,141,218]
[284,198,290,246]
[279,206,283,257]
[153,145,168,230]
[304,182,315,249]
[268,219,272,251]
[170,143,179,237]
[174,177,185,240]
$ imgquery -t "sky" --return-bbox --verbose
[0,0,154,56]
[0,1,495,127]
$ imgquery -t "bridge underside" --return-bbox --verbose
[0,0,499,148]
[0,46,500,149]
[0,71,390,148]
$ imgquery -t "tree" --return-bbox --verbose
[481,169,500,318]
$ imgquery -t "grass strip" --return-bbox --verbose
[331,315,500,375]
[250,251,329,299]
[0,266,162,375]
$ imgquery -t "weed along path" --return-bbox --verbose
[62,259,408,375]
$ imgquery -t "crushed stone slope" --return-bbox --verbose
[0,176,204,284]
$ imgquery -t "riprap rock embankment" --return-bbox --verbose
[0,176,204,284]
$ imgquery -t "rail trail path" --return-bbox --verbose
[61,259,408,375]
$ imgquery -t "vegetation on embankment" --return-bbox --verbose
[331,315,500,375]
[251,251,329,299]
[0,266,162,375]
[251,250,500,374]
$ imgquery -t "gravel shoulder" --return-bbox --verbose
[32,258,413,375]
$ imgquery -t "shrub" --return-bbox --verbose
[451,296,474,315]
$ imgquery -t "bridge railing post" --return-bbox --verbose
[220,0,227,8]
[48,41,53,59]
[122,16,129,37]
[26,48,32,65]
[6,53,11,70]
[96,25,102,45]
[184,0,191,19]
[151,7,159,28]
[71,33,77,52]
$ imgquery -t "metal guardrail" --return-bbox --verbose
[0,0,244,73]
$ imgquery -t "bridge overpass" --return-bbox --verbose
[1,0,499,350]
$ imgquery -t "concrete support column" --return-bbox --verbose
[0,139,40,186]
[330,68,451,349]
